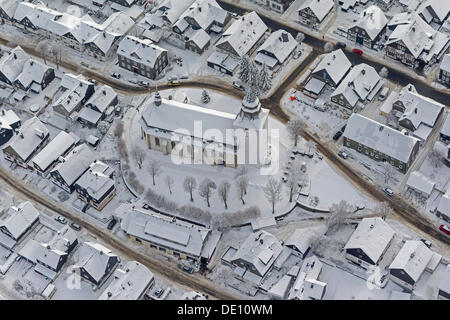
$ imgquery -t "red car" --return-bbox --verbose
[352,49,363,56]
[440,224,450,235]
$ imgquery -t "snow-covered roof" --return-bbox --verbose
[350,5,388,41]
[0,109,19,131]
[344,217,395,264]
[389,240,433,283]
[0,202,39,240]
[32,131,77,172]
[53,73,94,115]
[182,0,229,30]
[0,0,19,18]
[437,188,450,217]
[119,205,211,258]
[298,0,334,22]
[231,230,283,277]
[78,107,102,125]
[75,160,115,201]
[85,85,117,114]
[3,117,49,162]
[406,171,435,197]
[417,0,450,24]
[439,264,450,295]
[343,114,420,163]
[118,35,167,68]
[256,30,297,65]
[268,275,292,299]
[0,46,29,83]
[50,143,96,187]
[159,0,196,25]
[185,27,211,50]
[74,242,118,284]
[285,225,327,255]
[291,255,326,300]
[332,63,382,107]
[15,58,53,89]
[216,11,268,57]
[98,261,154,300]
[441,54,450,73]
[312,49,352,86]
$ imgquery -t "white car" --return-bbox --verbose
[383,187,394,197]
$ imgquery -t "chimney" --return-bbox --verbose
[1,110,5,115]
[20,133,24,139]
[154,91,162,106]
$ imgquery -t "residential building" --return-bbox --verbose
[0,0,19,22]
[0,201,39,249]
[32,131,78,176]
[438,264,450,300]
[389,240,433,291]
[438,54,450,86]
[50,143,96,193]
[230,230,283,277]
[74,160,116,211]
[344,217,395,268]
[78,85,118,126]
[342,114,420,173]
[0,109,20,146]
[373,0,392,11]
[110,0,135,7]
[73,242,119,286]
[330,63,384,111]
[255,30,297,70]
[98,261,154,300]
[117,36,168,80]
[417,0,450,26]
[288,255,327,300]
[437,188,450,222]
[2,117,50,169]
[440,111,450,143]
[117,205,221,264]
[298,0,334,29]
[310,49,352,87]
[255,0,294,14]
[347,5,388,49]
[182,0,231,33]
[338,0,357,12]
[406,171,435,198]
[285,225,326,259]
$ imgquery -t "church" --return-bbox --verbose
[139,87,270,168]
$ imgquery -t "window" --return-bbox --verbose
[155,137,160,146]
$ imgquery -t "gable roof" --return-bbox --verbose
[351,5,388,40]
[0,0,19,18]
[437,188,450,217]
[298,0,334,22]
[118,35,167,68]
[343,114,419,163]
[418,0,450,24]
[406,171,435,196]
[32,131,77,172]
[183,0,229,30]
[15,58,53,88]
[256,30,297,64]
[441,54,450,73]
[0,201,39,239]
[313,49,352,85]
[75,161,115,201]
[85,85,117,114]
[0,46,29,83]
[285,225,327,255]
[74,242,118,283]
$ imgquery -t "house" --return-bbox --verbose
[117,36,168,80]
[73,242,119,286]
[289,255,327,300]
[391,84,444,141]
[254,0,294,14]
[405,171,435,198]
[52,73,95,119]
[78,85,118,126]
[347,5,388,49]
[140,89,269,167]
[338,0,357,12]
[98,261,154,300]
[184,28,211,54]
[0,46,29,86]
[159,0,196,26]
[441,112,450,143]
[0,0,19,22]
[310,49,352,87]
[437,188,450,222]
[343,114,420,173]
[214,11,268,58]
[438,264,450,300]
[0,201,39,249]
[373,0,393,11]
[117,205,220,264]
[50,143,96,193]
[285,225,326,259]
[344,217,395,268]
[438,54,450,86]
[0,109,20,146]
[330,63,383,111]
[230,231,283,277]
[417,0,450,26]
[268,274,293,299]
[298,0,334,29]
[32,131,78,176]
[2,117,50,169]
[389,240,433,291]
[19,225,78,279]
[182,0,231,33]
[74,160,116,211]
[110,0,135,7]
[255,30,297,70]
[386,12,450,67]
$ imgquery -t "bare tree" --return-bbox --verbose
[379,67,389,78]
[327,200,352,233]
[286,118,304,147]
[198,178,217,207]
[375,201,393,220]
[218,180,231,209]
[114,120,124,137]
[286,161,302,202]
[263,177,283,214]
[381,161,396,184]
[296,32,305,43]
[133,147,145,169]
[183,176,197,202]
[148,159,162,186]
[36,41,49,65]
[324,42,333,53]
[236,175,249,205]
[165,175,174,194]
[235,165,248,179]
[429,148,443,168]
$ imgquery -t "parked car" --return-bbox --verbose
[352,48,363,56]
[315,152,323,160]
[69,222,82,231]
[293,51,302,59]
[179,74,189,80]
[55,216,67,224]
[153,288,164,298]
[439,224,450,235]
[379,87,389,101]
[111,72,121,79]
[338,151,348,159]
[182,266,195,274]
[138,80,150,87]
[383,187,394,197]
[336,42,346,49]
[167,80,180,86]
[107,218,117,230]
[333,131,343,141]
[233,81,245,91]
[168,75,178,81]
[115,106,122,116]
[87,78,98,85]
[420,238,432,248]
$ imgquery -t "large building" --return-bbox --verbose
[438,54,450,86]
[310,49,352,88]
[347,5,388,49]
[343,114,420,173]
[0,109,20,146]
